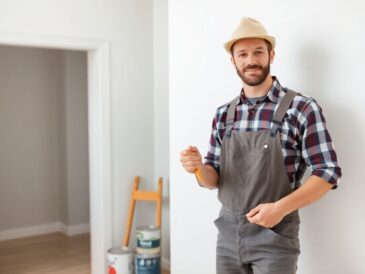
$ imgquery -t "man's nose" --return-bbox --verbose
[246,54,257,65]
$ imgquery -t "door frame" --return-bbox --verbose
[0,31,112,274]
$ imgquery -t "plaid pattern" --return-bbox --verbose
[204,77,342,189]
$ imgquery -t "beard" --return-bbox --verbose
[235,59,271,86]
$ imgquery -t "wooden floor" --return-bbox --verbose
[0,233,170,274]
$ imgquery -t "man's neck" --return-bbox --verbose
[242,75,273,98]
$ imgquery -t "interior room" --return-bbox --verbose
[0,1,170,273]
[0,45,91,273]
[1,0,364,274]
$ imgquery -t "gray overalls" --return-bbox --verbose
[215,90,300,274]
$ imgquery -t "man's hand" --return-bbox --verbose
[180,146,219,189]
[246,203,285,228]
[246,176,333,228]
[180,146,203,174]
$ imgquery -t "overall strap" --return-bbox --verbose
[225,96,240,138]
[270,89,297,137]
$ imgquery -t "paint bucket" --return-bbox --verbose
[135,253,161,274]
[136,225,161,254]
[107,246,134,274]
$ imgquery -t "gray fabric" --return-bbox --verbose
[270,90,297,137]
[215,208,300,274]
[225,96,240,138]
[272,90,296,123]
[216,89,300,274]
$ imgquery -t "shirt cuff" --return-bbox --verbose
[311,168,341,190]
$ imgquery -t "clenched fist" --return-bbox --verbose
[180,146,203,173]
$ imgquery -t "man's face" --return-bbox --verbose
[231,38,274,86]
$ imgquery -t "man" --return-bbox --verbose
[180,17,342,274]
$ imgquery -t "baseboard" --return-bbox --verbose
[60,223,90,236]
[0,222,90,241]
[0,222,61,241]
[162,257,170,271]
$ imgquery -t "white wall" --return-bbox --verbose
[169,1,365,273]
[0,0,166,263]
[153,0,170,264]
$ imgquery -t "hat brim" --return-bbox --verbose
[224,35,276,54]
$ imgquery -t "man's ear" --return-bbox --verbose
[269,50,275,64]
[231,55,236,68]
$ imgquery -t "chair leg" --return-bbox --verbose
[123,176,140,247]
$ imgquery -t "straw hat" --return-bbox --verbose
[224,17,275,53]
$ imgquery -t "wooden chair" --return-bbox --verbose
[123,176,163,247]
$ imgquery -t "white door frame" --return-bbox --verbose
[0,31,112,274]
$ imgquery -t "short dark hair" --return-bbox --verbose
[230,39,272,56]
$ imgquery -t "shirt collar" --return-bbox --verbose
[239,76,283,105]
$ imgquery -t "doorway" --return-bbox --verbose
[0,32,112,274]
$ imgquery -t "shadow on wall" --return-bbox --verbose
[296,44,364,273]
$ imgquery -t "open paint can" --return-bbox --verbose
[107,246,134,274]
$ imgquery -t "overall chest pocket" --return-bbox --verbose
[230,143,270,187]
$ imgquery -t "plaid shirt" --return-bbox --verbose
[204,77,342,189]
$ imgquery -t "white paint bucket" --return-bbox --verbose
[135,253,161,274]
[136,225,161,254]
[107,246,134,274]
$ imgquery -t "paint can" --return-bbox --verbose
[136,225,160,254]
[107,246,134,274]
[135,253,161,274]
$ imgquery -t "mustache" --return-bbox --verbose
[243,65,263,72]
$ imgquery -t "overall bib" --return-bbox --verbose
[215,90,300,274]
